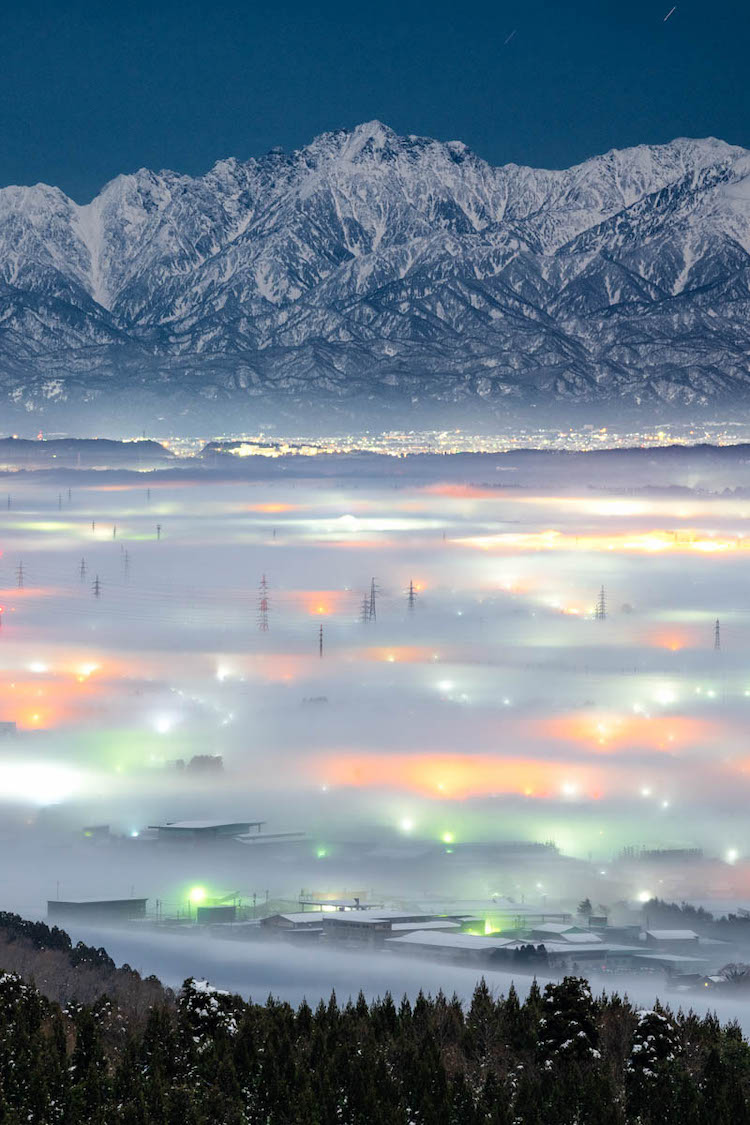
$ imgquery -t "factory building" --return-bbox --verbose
[48,898,148,923]
[148,819,265,841]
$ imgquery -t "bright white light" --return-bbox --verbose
[399,817,415,833]
[653,686,676,706]
[437,680,454,693]
[726,848,739,864]
[640,786,652,798]
[503,698,511,706]
[535,882,543,890]
[637,890,652,903]
[0,761,82,805]
[154,716,174,734]
[130,830,139,838]
[661,800,670,809]
[28,662,48,674]
[561,782,578,797]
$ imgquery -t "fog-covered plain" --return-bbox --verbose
[3,449,750,1001]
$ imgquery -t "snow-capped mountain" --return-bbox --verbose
[2,121,750,420]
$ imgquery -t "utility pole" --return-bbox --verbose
[407,580,417,611]
[258,574,270,632]
[595,585,606,620]
[714,618,721,651]
[319,623,323,658]
[93,575,101,599]
[16,561,24,589]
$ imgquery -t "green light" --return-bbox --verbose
[316,846,328,859]
[441,831,455,844]
[189,886,206,905]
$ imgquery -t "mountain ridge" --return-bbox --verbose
[1,121,749,423]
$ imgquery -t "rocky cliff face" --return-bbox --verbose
[1,122,749,420]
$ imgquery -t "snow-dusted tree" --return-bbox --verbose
[626,1007,681,1121]
[537,977,600,1066]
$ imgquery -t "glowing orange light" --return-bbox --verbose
[246,503,298,513]
[316,753,612,800]
[534,713,713,753]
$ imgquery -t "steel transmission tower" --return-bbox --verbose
[714,618,721,651]
[407,580,417,611]
[16,561,24,589]
[368,577,378,621]
[319,623,324,658]
[595,586,607,620]
[359,595,370,624]
[92,575,102,599]
[258,574,270,632]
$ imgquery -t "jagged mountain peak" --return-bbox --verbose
[0,123,748,419]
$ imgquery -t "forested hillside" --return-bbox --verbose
[0,911,749,1123]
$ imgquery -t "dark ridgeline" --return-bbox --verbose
[0,911,749,1123]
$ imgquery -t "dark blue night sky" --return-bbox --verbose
[2,0,747,201]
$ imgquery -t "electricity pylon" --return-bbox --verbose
[595,585,606,620]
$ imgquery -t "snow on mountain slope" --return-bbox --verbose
[0,121,749,415]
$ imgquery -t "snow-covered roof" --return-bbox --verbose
[633,952,708,964]
[386,930,515,951]
[150,819,262,830]
[322,914,390,926]
[260,912,326,925]
[542,942,611,955]
[368,911,447,922]
[646,929,699,940]
[390,920,461,932]
[531,922,580,935]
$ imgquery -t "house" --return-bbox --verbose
[386,930,516,964]
[321,915,393,946]
[644,929,700,950]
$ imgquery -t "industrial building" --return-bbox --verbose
[148,819,264,841]
[48,898,148,923]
